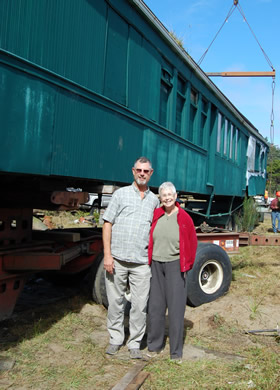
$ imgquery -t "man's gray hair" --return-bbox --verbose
[158,182,177,195]
[134,156,152,169]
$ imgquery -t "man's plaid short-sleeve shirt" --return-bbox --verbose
[103,183,159,264]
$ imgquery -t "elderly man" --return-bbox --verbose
[270,191,280,233]
[102,157,159,359]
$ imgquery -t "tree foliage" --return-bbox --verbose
[234,196,260,232]
[267,143,280,196]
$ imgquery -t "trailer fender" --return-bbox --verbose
[187,242,232,307]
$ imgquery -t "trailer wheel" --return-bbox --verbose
[88,252,107,306]
[187,242,232,307]
[89,255,131,314]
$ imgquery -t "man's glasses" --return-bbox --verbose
[134,168,150,174]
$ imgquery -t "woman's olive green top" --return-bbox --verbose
[152,211,179,262]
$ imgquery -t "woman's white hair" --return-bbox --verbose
[158,182,177,196]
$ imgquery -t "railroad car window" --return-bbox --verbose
[235,129,239,162]
[188,88,198,143]
[224,119,228,156]
[190,88,198,105]
[189,105,196,143]
[201,98,208,114]
[176,94,185,135]
[177,76,186,95]
[162,68,172,84]
[260,150,265,172]
[199,114,206,147]
[175,75,186,135]
[229,124,234,159]
[199,98,208,147]
[159,62,173,128]
[247,136,256,172]
[255,143,261,171]
[159,82,171,127]
[217,113,222,153]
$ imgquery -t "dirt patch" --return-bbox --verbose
[186,294,280,335]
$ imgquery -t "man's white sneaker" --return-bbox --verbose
[106,344,121,355]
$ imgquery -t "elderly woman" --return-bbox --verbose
[147,182,197,362]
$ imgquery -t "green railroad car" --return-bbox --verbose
[0,0,269,319]
[0,0,268,223]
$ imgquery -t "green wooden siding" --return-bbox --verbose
[0,65,54,175]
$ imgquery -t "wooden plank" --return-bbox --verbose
[126,372,150,390]
[32,230,81,242]
[111,362,147,390]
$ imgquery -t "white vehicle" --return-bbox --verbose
[81,193,112,214]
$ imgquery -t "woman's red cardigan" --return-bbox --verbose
[148,202,197,272]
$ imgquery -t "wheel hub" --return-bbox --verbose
[201,271,209,282]
[199,260,224,294]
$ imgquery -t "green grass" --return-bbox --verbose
[143,347,280,390]
[1,246,280,389]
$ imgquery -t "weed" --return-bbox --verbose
[248,298,264,320]
[213,313,222,324]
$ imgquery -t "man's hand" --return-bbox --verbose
[102,221,114,274]
[104,254,115,274]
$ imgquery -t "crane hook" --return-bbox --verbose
[234,0,238,5]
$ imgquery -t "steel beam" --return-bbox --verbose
[206,71,276,78]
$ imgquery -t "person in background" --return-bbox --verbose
[102,157,159,359]
[147,182,197,363]
[270,191,280,233]
[264,190,269,205]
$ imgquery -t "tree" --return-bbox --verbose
[267,143,280,196]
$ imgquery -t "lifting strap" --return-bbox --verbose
[198,0,275,73]
[198,0,276,145]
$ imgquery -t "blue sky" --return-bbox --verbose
[144,0,279,147]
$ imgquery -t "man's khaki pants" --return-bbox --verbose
[105,259,151,350]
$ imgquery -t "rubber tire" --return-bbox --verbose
[93,257,108,307]
[187,242,232,307]
[88,252,107,306]
[89,255,131,314]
